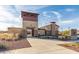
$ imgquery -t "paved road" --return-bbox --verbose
[0,38,79,54]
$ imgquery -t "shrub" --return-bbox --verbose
[18,29,27,39]
[0,44,7,50]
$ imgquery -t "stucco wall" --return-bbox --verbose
[39,23,59,36]
[38,30,45,36]
[23,21,38,30]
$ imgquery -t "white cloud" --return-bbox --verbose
[65,8,76,12]
[14,5,48,13]
[40,11,62,26]
[0,5,48,31]
[60,20,73,24]
[0,6,22,31]
[0,22,11,31]
[42,11,51,18]
[51,11,61,22]
[59,18,79,24]
[42,12,47,16]
[0,6,16,22]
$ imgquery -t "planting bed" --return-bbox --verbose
[0,39,31,51]
[59,42,79,52]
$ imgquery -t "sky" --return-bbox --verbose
[0,5,79,31]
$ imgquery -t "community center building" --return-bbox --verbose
[21,11,59,38]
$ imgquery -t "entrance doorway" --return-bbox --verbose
[26,27,34,37]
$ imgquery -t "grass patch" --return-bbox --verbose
[63,42,79,47]
[59,42,79,52]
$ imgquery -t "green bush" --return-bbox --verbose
[18,29,27,39]
[0,44,7,50]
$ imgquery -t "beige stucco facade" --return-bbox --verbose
[51,22,59,36]
[38,29,46,36]
[8,27,22,34]
[23,21,38,30]
[39,22,59,36]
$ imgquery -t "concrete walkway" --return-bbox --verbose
[0,38,79,54]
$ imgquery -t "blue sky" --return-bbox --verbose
[0,5,79,31]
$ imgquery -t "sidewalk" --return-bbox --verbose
[0,38,79,54]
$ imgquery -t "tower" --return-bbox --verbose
[21,11,39,37]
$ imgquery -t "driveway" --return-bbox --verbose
[0,38,79,54]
